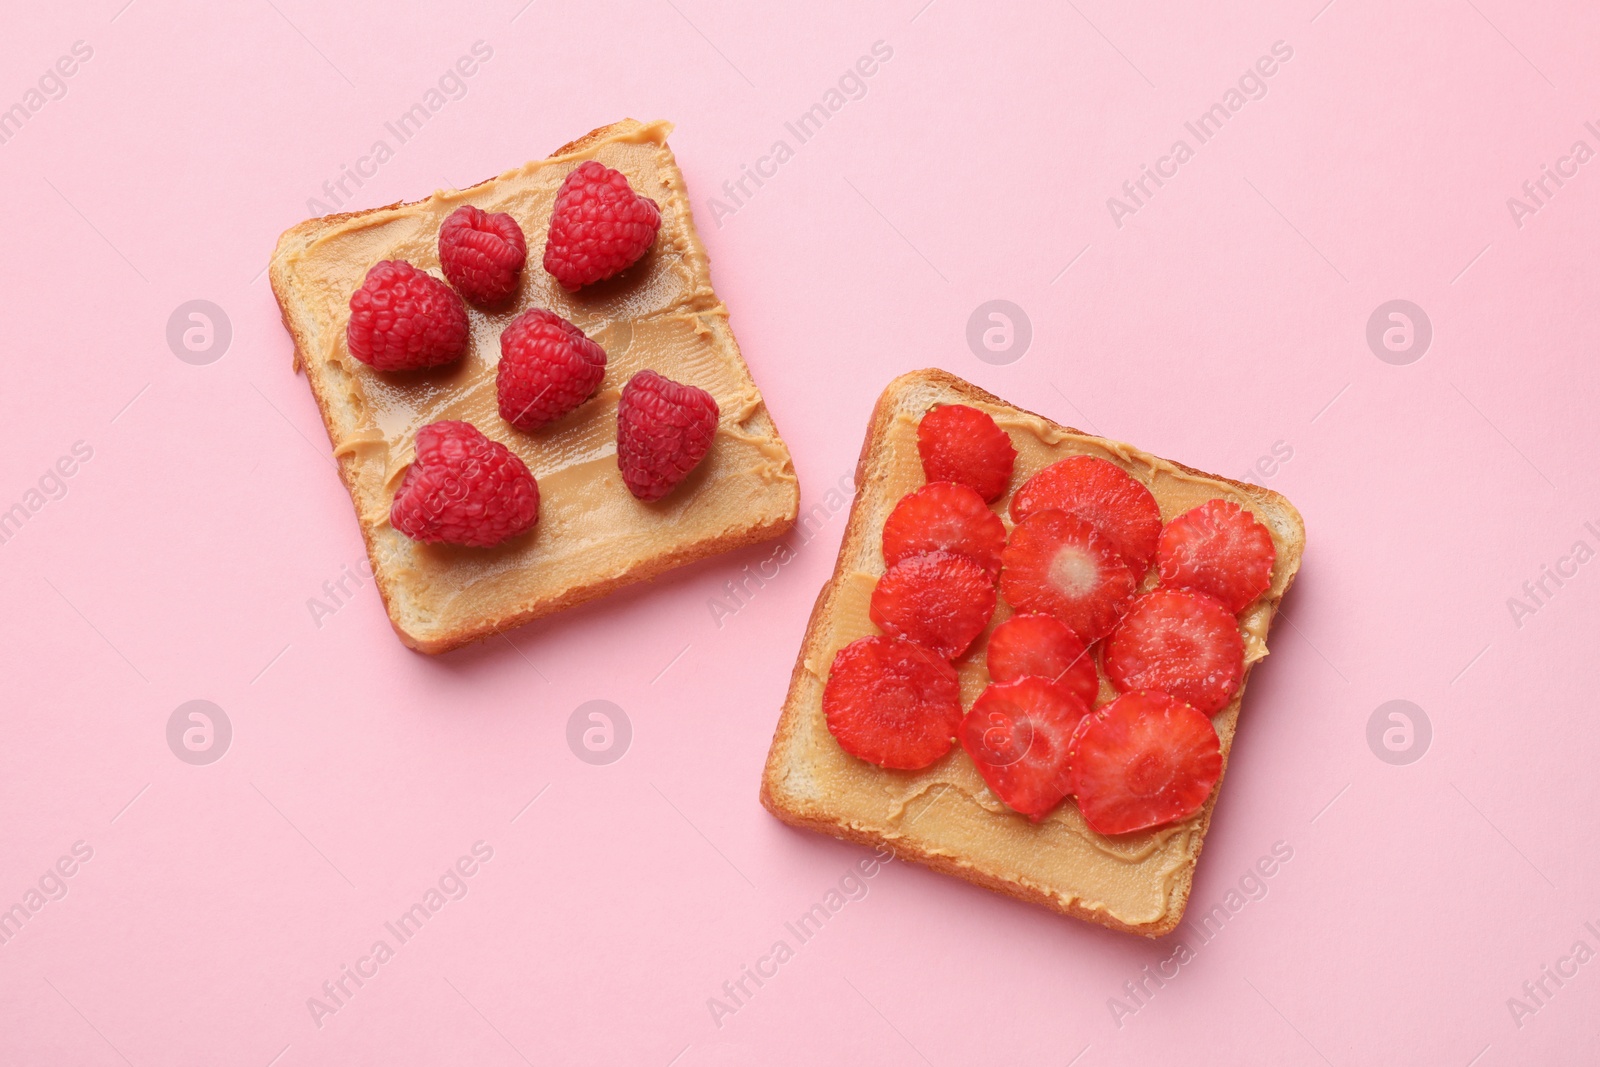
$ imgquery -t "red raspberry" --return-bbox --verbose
[438,204,528,305]
[542,160,662,290]
[984,613,1100,710]
[615,370,719,501]
[869,551,997,659]
[999,510,1137,642]
[824,635,962,770]
[881,481,1006,580]
[960,677,1090,820]
[390,421,539,548]
[1157,498,1277,613]
[1069,689,1222,835]
[918,404,1016,502]
[1009,456,1163,572]
[346,260,468,372]
[496,308,607,431]
[1104,589,1243,713]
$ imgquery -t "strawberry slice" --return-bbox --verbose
[882,481,1007,580]
[918,404,1017,502]
[823,635,962,769]
[1070,689,1222,835]
[985,613,1100,710]
[960,677,1090,820]
[998,510,1137,642]
[1157,498,1277,613]
[870,551,997,659]
[1009,455,1162,571]
[1104,589,1243,713]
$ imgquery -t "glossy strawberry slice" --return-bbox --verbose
[870,551,997,659]
[1104,589,1243,714]
[823,635,962,770]
[882,481,1007,580]
[985,613,1100,710]
[999,510,1136,642]
[918,404,1017,502]
[1070,689,1222,835]
[1157,498,1276,613]
[1009,455,1162,572]
[960,677,1090,820]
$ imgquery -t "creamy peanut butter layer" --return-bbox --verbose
[272,120,799,648]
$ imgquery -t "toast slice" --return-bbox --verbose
[760,369,1305,937]
[269,119,799,653]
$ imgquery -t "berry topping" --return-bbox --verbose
[882,481,1007,580]
[390,421,539,548]
[870,551,997,659]
[1009,456,1162,572]
[346,260,468,372]
[1157,498,1277,613]
[1104,589,1243,714]
[496,308,607,431]
[542,160,662,290]
[438,204,528,305]
[615,370,719,502]
[998,510,1137,642]
[1070,689,1222,835]
[984,612,1100,710]
[960,677,1090,820]
[823,635,962,770]
[917,404,1017,502]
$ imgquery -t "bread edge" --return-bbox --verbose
[759,367,1306,938]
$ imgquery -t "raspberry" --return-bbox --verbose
[918,404,1016,502]
[496,308,607,431]
[438,204,527,305]
[390,421,539,548]
[823,635,962,770]
[960,677,1090,820]
[615,370,719,501]
[984,613,1100,710]
[1009,456,1163,572]
[1104,589,1243,713]
[1157,499,1276,613]
[869,551,997,659]
[346,260,468,372]
[1069,689,1222,835]
[999,510,1137,642]
[542,160,662,290]
[882,482,1006,580]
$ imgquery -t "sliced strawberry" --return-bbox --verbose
[918,404,1017,502]
[1070,689,1222,835]
[870,551,996,659]
[1157,498,1276,613]
[960,678,1090,820]
[823,635,962,770]
[882,481,1006,580]
[998,510,1136,642]
[985,613,1100,710]
[1009,455,1162,571]
[1104,589,1243,713]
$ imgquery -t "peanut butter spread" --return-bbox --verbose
[789,396,1301,928]
[273,120,799,647]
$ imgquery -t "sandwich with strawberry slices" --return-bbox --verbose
[760,369,1304,937]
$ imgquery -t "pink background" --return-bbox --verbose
[3,0,1598,1063]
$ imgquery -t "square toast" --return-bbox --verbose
[760,369,1305,937]
[269,119,800,653]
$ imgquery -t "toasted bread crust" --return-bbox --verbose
[268,120,799,654]
[760,368,1305,937]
